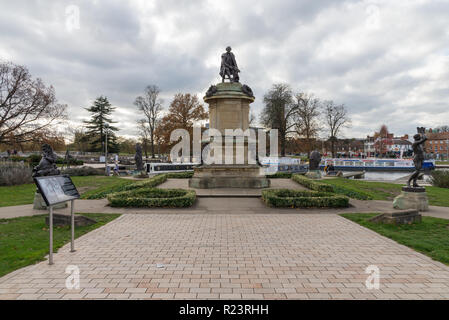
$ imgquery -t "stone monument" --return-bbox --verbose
[135,143,144,171]
[393,127,428,211]
[32,144,67,210]
[305,150,322,179]
[189,47,270,189]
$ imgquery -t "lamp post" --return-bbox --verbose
[104,122,109,176]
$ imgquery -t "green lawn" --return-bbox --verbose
[0,176,132,207]
[320,178,449,207]
[341,213,449,265]
[0,213,120,277]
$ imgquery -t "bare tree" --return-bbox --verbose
[293,92,321,158]
[323,101,351,157]
[137,119,150,158]
[134,85,163,158]
[0,61,67,145]
[260,84,297,156]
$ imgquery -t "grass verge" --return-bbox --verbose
[0,213,120,277]
[341,213,449,265]
[0,176,133,207]
[320,178,449,207]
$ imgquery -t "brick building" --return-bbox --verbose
[425,130,449,159]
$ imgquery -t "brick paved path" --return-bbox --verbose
[1,213,449,300]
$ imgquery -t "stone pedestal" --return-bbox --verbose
[33,191,68,210]
[189,164,269,189]
[305,170,322,179]
[189,82,270,189]
[369,209,422,225]
[393,187,428,211]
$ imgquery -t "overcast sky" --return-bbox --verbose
[1,0,448,140]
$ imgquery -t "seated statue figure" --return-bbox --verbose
[32,144,60,177]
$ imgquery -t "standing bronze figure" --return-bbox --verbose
[220,46,240,83]
[135,143,144,171]
[407,127,427,188]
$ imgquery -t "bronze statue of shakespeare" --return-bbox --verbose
[220,46,240,83]
[407,127,427,188]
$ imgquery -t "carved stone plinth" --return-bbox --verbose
[33,191,68,210]
[189,82,269,189]
[189,165,270,189]
[305,170,322,180]
[369,209,422,225]
[393,187,428,211]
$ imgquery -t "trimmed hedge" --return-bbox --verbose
[291,174,372,200]
[262,189,349,208]
[62,166,103,176]
[166,171,194,179]
[107,187,196,208]
[291,174,334,192]
[430,170,449,188]
[85,174,168,199]
[266,172,292,179]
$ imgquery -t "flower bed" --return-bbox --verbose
[262,189,349,208]
[107,187,196,208]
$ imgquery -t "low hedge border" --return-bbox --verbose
[262,189,349,208]
[166,171,194,179]
[85,174,168,199]
[291,174,372,200]
[291,174,334,192]
[265,172,292,179]
[107,187,196,207]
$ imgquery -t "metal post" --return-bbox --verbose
[105,129,108,176]
[70,200,75,252]
[49,205,54,265]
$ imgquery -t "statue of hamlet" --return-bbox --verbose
[407,127,427,188]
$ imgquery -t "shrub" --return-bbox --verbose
[166,171,194,179]
[107,187,196,207]
[430,170,449,188]
[266,172,292,179]
[291,174,334,192]
[56,158,84,165]
[262,189,349,208]
[85,174,168,199]
[62,166,104,176]
[0,163,33,186]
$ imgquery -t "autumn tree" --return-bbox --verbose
[293,93,321,158]
[0,61,67,146]
[117,136,138,155]
[137,119,150,158]
[157,93,208,154]
[134,85,163,158]
[374,124,392,157]
[260,84,297,156]
[323,101,351,157]
[83,96,119,153]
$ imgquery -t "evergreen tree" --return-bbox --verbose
[83,96,119,153]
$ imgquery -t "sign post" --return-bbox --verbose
[34,175,80,265]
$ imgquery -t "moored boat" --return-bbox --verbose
[320,158,435,172]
